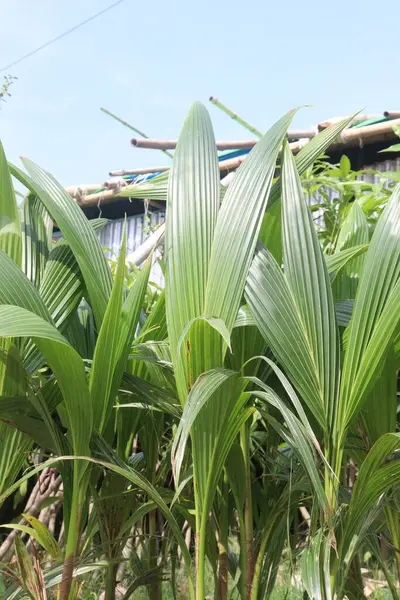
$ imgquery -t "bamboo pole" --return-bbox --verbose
[209,96,264,138]
[104,179,128,190]
[74,118,400,206]
[107,156,247,182]
[109,166,169,177]
[101,107,173,159]
[80,157,246,205]
[383,111,400,118]
[289,119,400,152]
[65,184,103,198]
[130,116,400,151]
[318,116,352,130]
[131,134,314,150]
[66,183,127,201]
[317,114,381,130]
[78,192,170,208]
[79,188,168,208]
[332,118,400,147]
[287,129,316,140]
[126,223,165,266]
[218,155,247,172]
[131,138,258,151]
[77,136,318,205]
[79,188,120,205]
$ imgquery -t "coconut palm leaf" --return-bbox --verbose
[0,453,195,600]
[325,244,368,281]
[0,141,21,265]
[339,433,400,565]
[280,142,340,435]
[205,112,295,330]
[20,193,52,288]
[91,227,127,433]
[0,305,91,458]
[39,243,84,329]
[333,202,369,300]
[334,299,353,328]
[165,103,294,598]
[246,246,326,429]
[17,159,113,328]
[165,102,221,403]
[359,347,397,449]
[339,183,400,432]
[259,115,356,255]
[0,142,29,497]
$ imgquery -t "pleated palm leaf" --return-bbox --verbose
[3,101,399,600]
[0,150,193,599]
[245,142,400,598]
[164,101,298,598]
[165,103,357,598]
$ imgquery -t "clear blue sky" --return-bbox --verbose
[0,0,399,188]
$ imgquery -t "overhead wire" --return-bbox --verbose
[0,0,127,73]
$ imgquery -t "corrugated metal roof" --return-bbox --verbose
[363,156,400,178]
[57,157,400,290]
[99,210,165,288]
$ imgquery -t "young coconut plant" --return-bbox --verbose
[0,148,193,600]
[164,102,356,599]
[245,141,400,599]
[1,101,399,600]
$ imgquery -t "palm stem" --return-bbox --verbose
[217,474,229,600]
[325,434,344,512]
[149,509,161,600]
[240,423,253,599]
[238,510,248,600]
[194,445,205,600]
[195,524,206,600]
[105,563,118,600]
[386,507,400,583]
[250,519,276,600]
[59,470,84,600]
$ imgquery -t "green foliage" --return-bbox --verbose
[380,124,400,153]
[301,154,389,253]
[0,104,399,600]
